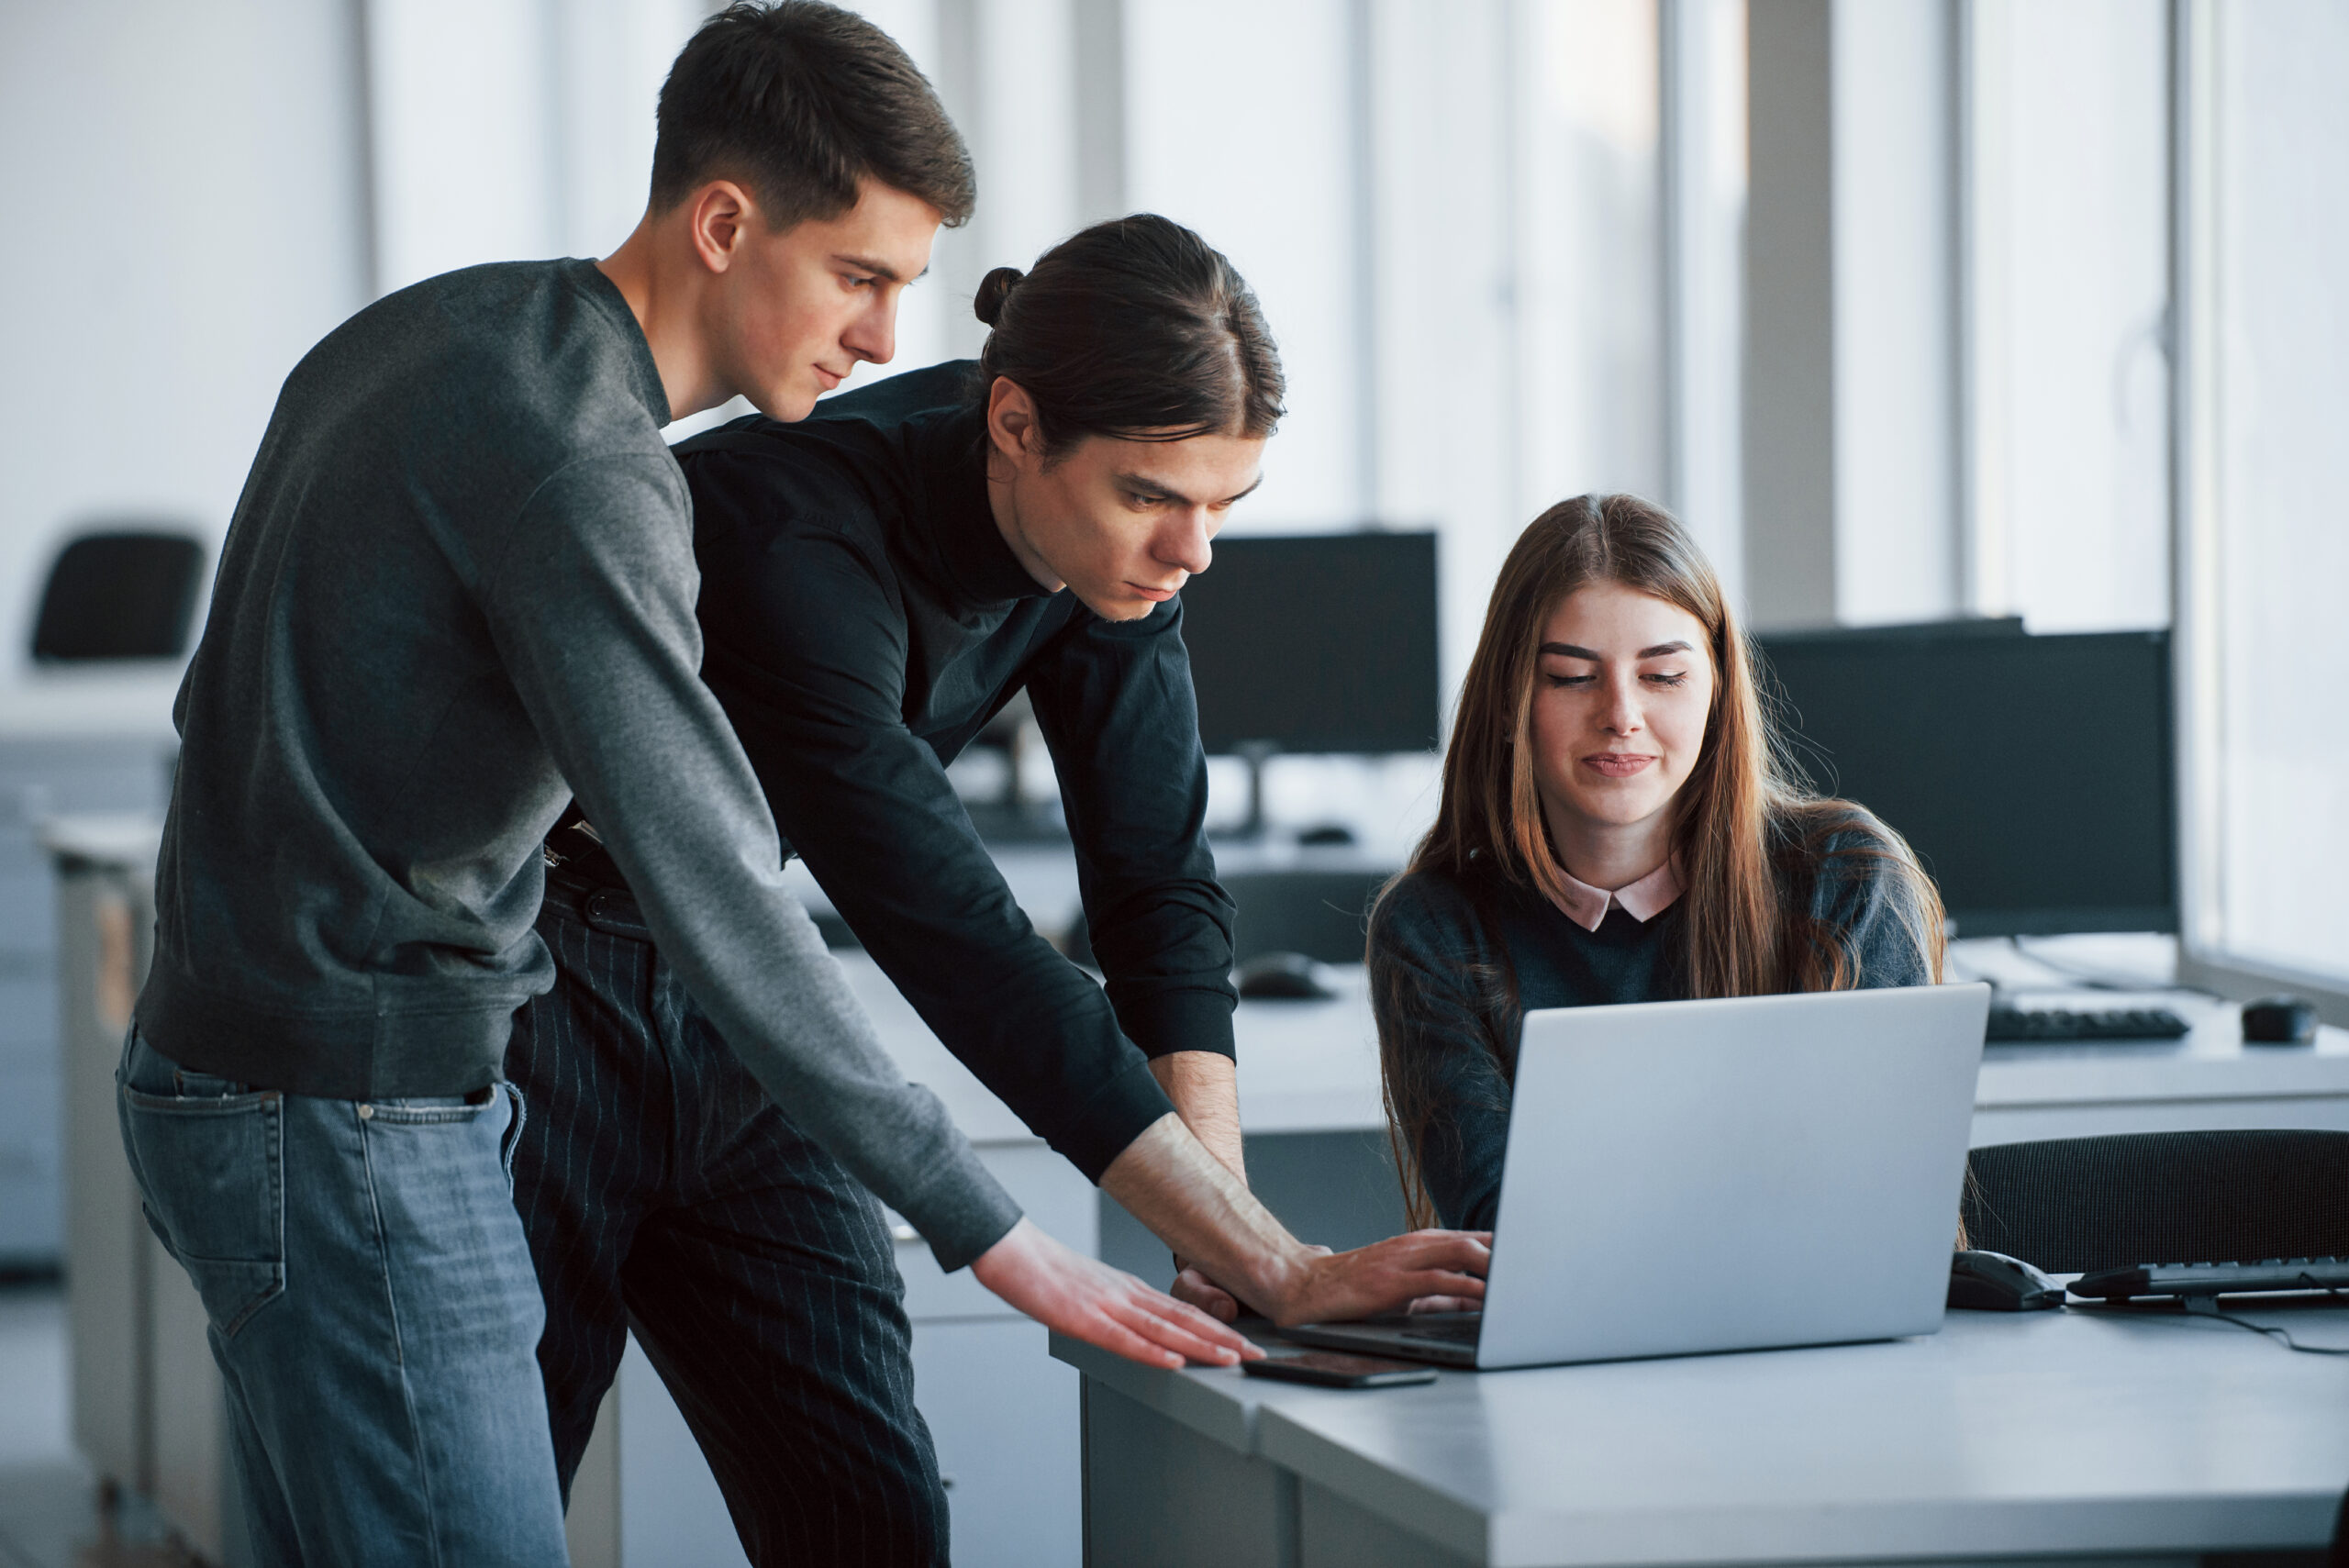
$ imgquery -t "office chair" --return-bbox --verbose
[31,529,206,662]
[1961,1129,2349,1273]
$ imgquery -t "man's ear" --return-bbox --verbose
[685,180,757,275]
[986,376,1043,465]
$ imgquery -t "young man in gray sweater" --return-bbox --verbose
[120,6,1258,1562]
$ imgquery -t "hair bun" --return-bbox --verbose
[974,265,1025,327]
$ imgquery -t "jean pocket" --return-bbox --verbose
[362,1084,497,1125]
[118,1084,285,1338]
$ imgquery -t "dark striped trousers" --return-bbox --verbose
[507,866,948,1566]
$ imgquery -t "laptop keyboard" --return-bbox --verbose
[1398,1314,1484,1345]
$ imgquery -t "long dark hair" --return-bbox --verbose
[970,214,1285,459]
[1376,494,1949,1227]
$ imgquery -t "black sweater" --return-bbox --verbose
[1368,814,1936,1229]
[655,362,1237,1184]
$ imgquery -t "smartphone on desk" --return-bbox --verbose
[1241,1351,1435,1388]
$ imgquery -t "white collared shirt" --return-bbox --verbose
[1542,856,1686,933]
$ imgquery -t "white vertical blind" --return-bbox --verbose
[1662,0,1749,608]
[1964,0,2170,634]
[2204,0,2349,982]
[1517,0,1666,519]
[1370,0,1667,698]
[1125,0,1367,531]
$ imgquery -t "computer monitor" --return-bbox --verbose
[1178,531,1442,756]
[1753,625,2176,937]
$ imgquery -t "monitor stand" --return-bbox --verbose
[1225,740,1280,841]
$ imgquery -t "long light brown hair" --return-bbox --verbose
[1377,494,1948,1227]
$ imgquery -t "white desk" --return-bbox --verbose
[794,846,2349,1153]
[835,943,2349,1152]
[800,853,2349,1150]
[1056,1302,2349,1567]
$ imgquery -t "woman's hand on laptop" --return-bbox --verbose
[972,1218,1264,1370]
[1261,1230,1493,1328]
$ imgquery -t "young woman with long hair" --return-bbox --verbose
[1373,493,1947,1232]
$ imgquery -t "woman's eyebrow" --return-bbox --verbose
[1538,639,1693,659]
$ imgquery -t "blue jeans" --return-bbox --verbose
[117,1029,569,1567]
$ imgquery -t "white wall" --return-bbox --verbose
[0,0,372,722]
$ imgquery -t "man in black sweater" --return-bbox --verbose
[511,221,1490,1562]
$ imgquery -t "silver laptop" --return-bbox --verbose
[1286,984,1990,1370]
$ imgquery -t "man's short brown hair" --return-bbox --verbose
[650,2,974,230]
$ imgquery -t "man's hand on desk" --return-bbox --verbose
[970,1218,1264,1370]
[1103,1113,1494,1327]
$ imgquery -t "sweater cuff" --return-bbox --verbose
[894,1140,1026,1273]
[1050,1052,1179,1184]
[1116,984,1239,1062]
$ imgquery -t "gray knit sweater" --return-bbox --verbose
[137,259,1019,1269]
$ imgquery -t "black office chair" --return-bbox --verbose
[1962,1129,2349,1273]
[31,529,206,662]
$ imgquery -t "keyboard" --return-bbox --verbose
[2071,1256,2349,1300]
[1395,1313,1484,1346]
[1985,1005,2191,1043]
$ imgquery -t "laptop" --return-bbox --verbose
[1286,983,1991,1370]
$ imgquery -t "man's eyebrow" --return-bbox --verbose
[1117,472,1265,507]
[1539,639,1694,660]
[832,252,925,284]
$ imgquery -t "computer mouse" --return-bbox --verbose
[1234,951,1337,1001]
[2241,995,2318,1045]
[1947,1250,2064,1312]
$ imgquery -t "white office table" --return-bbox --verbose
[835,947,2349,1150]
[1056,1302,2349,1568]
[790,846,2349,1146]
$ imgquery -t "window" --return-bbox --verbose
[2179,0,2349,988]
[1964,0,2170,633]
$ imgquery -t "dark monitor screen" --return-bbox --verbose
[1178,531,1441,755]
[1754,626,2176,936]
